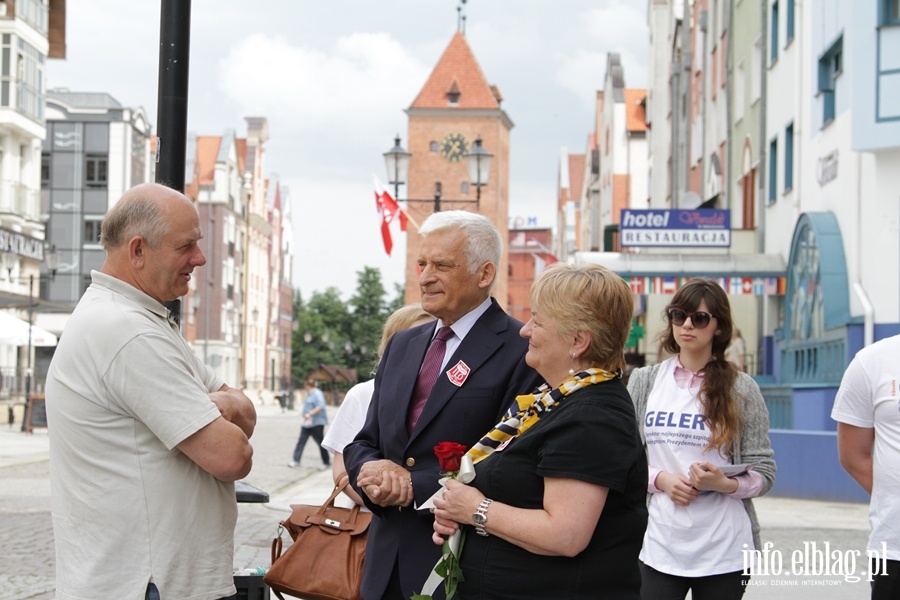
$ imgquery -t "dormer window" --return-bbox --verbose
[447,80,461,106]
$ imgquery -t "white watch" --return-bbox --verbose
[472,498,492,536]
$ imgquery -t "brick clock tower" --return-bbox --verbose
[402,31,513,307]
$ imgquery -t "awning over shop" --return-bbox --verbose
[0,311,59,346]
[574,251,787,295]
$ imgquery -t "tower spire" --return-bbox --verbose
[457,0,467,35]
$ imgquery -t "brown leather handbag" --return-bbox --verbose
[264,478,371,600]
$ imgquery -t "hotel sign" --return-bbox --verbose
[620,209,731,248]
[0,227,45,261]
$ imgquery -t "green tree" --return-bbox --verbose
[346,267,389,379]
[291,287,349,384]
[291,267,404,388]
[386,281,406,314]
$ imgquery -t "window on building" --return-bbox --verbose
[85,155,108,188]
[784,123,794,192]
[771,1,779,63]
[1,34,11,107]
[768,138,778,203]
[752,38,762,102]
[41,152,50,186]
[429,141,439,153]
[882,0,900,25]
[786,0,795,43]
[818,36,843,126]
[735,62,745,122]
[14,38,45,122]
[84,217,102,246]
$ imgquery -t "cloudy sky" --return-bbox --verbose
[47,0,648,298]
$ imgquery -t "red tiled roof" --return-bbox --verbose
[624,88,648,132]
[410,31,500,110]
[195,136,221,186]
[235,138,247,176]
[568,154,586,197]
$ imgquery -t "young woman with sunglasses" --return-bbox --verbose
[627,279,776,600]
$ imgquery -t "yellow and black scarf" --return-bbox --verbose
[467,367,619,464]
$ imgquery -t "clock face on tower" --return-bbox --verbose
[440,133,469,162]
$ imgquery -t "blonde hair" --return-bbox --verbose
[377,304,434,359]
[530,262,633,373]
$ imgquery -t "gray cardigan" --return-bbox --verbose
[627,362,777,551]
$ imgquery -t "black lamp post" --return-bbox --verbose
[383,135,492,212]
[20,244,58,431]
[467,137,493,201]
[383,135,411,201]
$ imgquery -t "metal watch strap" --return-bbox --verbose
[474,498,492,536]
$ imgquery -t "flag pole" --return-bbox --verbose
[401,206,420,232]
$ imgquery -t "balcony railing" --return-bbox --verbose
[0,179,39,220]
[780,332,846,386]
[13,0,49,35]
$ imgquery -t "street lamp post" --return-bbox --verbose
[21,244,58,431]
[382,135,493,212]
[24,245,58,401]
[383,135,411,201]
[25,273,34,402]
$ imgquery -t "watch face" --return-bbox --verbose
[473,513,486,525]
[440,133,469,163]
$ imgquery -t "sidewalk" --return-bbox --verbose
[0,407,875,600]
[0,423,50,469]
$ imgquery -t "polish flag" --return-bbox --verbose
[374,176,407,256]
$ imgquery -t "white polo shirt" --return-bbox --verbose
[46,271,235,600]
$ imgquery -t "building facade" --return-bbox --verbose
[0,0,67,408]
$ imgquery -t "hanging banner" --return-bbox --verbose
[620,209,731,248]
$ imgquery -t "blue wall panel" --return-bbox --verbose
[792,387,838,431]
[768,430,870,503]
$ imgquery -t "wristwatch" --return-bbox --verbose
[472,498,492,536]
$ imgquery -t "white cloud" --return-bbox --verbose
[217,32,428,140]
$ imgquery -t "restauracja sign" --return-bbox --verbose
[619,209,731,248]
[0,227,46,261]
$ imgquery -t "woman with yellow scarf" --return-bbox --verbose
[430,263,648,599]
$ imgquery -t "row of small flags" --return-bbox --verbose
[627,276,787,296]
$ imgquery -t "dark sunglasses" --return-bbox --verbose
[667,308,716,329]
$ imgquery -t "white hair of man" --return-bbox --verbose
[418,210,502,279]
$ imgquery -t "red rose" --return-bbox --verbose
[434,441,467,473]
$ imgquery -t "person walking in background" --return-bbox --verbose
[290,379,330,470]
[725,328,747,372]
[45,183,256,600]
[832,335,900,599]
[343,211,542,600]
[431,263,648,599]
[627,279,776,600]
[322,304,435,507]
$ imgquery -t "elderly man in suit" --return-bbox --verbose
[344,210,541,600]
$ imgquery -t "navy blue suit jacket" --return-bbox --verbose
[343,298,542,600]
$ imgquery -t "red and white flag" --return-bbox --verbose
[374,176,407,255]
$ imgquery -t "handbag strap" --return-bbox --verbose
[312,474,366,529]
[317,475,349,513]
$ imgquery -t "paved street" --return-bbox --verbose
[0,403,338,600]
[0,402,877,599]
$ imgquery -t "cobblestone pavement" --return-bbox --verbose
[0,403,334,600]
[0,403,877,600]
